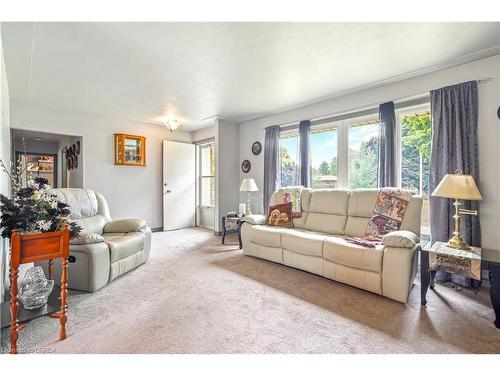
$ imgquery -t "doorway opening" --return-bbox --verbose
[11,129,83,188]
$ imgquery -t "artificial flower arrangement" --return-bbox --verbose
[0,160,82,239]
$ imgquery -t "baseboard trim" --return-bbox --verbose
[152,227,222,235]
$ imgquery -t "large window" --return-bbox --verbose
[279,116,381,190]
[348,120,379,189]
[311,128,338,188]
[398,109,431,235]
[277,105,431,236]
[279,134,299,187]
[198,141,215,207]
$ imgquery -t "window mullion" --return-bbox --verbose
[337,122,348,189]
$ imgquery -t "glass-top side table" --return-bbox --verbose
[421,241,500,329]
[221,216,245,249]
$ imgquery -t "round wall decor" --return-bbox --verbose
[241,159,251,173]
[251,141,262,155]
[497,105,500,120]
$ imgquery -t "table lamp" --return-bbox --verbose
[431,171,482,250]
[239,178,258,215]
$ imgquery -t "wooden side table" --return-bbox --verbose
[9,228,70,354]
[421,241,500,329]
[221,216,245,249]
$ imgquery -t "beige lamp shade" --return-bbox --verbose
[431,173,482,200]
[239,178,258,192]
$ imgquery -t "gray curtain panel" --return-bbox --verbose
[298,120,311,187]
[263,125,281,214]
[430,81,480,285]
[377,101,397,187]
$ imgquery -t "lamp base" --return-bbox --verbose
[447,235,471,251]
[246,193,252,216]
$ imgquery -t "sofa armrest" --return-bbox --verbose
[244,214,267,225]
[70,232,105,245]
[382,230,420,249]
[103,219,147,233]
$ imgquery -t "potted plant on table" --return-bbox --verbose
[0,161,82,239]
[0,160,82,353]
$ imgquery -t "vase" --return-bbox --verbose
[18,266,54,310]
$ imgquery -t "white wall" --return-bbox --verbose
[215,119,239,233]
[10,100,192,229]
[0,25,10,196]
[57,135,84,188]
[191,125,215,143]
[0,25,11,301]
[238,54,500,250]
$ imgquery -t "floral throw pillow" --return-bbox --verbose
[266,202,293,228]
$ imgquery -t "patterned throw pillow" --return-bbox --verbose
[266,202,294,228]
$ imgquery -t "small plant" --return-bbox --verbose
[0,159,82,239]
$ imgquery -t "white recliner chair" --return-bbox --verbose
[39,188,152,292]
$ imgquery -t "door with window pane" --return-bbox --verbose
[348,121,380,189]
[197,141,215,229]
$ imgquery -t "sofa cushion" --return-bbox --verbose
[344,216,370,237]
[323,236,384,273]
[249,225,284,248]
[50,188,112,234]
[345,188,423,237]
[281,229,328,257]
[103,232,145,262]
[304,189,349,235]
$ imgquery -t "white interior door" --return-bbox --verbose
[163,140,196,231]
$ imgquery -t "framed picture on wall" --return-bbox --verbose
[251,141,262,155]
[241,159,251,173]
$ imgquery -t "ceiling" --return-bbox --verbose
[2,22,500,130]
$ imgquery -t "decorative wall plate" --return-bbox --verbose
[497,105,500,120]
[241,159,251,173]
[251,141,262,155]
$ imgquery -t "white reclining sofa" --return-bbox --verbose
[241,188,422,303]
[39,188,152,292]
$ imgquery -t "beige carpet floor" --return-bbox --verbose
[2,227,500,354]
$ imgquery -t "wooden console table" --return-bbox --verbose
[9,228,70,354]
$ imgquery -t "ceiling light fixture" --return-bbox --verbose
[164,118,181,132]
